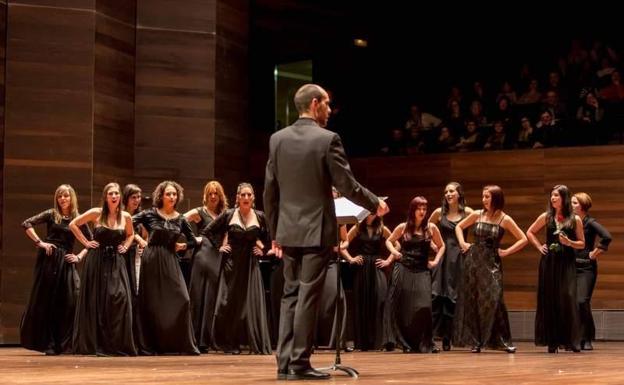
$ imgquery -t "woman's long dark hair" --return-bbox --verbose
[99,182,122,227]
[404,196,428,240]
[483,185,505,213]
[441,182,467,216]
[123,184,142,214]
[548,184,575,229]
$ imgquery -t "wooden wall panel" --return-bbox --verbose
[214,0,249,194]
[0,0,7,333]
[1,1,95,343]
[348,147,624,310]
[93,0,136,198]
[135,0,216,207]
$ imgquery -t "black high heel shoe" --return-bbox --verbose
[471,346,481,353]
[442,337,451,351]
[548,346,558,354]
[431,345,440,353]
[581,340,593,351]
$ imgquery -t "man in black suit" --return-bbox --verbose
[264,84,389,380]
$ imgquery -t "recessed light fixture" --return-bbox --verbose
[353,38,368,48]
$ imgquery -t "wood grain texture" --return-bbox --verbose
[93,0,136,199]
[348,147,624,310]
[252,145,624,310]
[0,0,6,330]
[214,0,249,194]
[1,342,624,384]
[134,0,216,205]
[1,2,95,343]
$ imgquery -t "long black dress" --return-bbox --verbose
[73,227,136,356]
[535,217,581,350]
[204,208,272,354]
[385,233,434,353]
[124,218,142,297]
[431,215,465,344]
[188,207,223,352]
[453,215,513,350]
[132,208,199,355]
[349,227,388,350]
[20,210,91,354]
[575,216,612,346]
[315,259,348,349]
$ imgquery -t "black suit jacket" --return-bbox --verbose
[263,118,379,248]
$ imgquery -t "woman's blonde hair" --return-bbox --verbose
[52,184,79,224]
[202,180,228,214]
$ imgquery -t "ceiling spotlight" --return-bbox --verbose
[353,38,368,48]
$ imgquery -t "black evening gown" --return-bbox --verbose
[315,259,348,349]
[575,215,611,345]
[132,208,199,355]
[188,207,223,352]
[431,215,465,343]
[20,210,91,354]
[73,227,136,356]
[535,217,581,350]
[123,219,142,297]
[350,228,388,350]
[205,208,272,354]
[453,217,513,350]
[268,258,284,347]
[385,233,434,353]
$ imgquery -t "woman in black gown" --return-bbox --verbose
[527,184,585,353]
[70,182,136,356]
[571,192,612,350]
[312,188,350,351]
[122,184,146,297]
[184,180,228,353]
[20,184,90,355]
[340,214,391,351]
[204,182,272,354]
[454,185,527,353]
[132,181,199,355]
[383,196,445,353]
[428,182,473,351]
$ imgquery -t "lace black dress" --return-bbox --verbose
[73,227,136,356]
[431,215,465,343]
[453,215,513,350]
[349,227,388,350]
[204,208,272,354]
[385,232,434,353]
[535,216,581,350]
[188,207,223,352]
[20,210,91,354]
[132,208,199,355]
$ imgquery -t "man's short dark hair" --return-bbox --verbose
[294,84,324,114]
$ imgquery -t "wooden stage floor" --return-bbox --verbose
[1,342,624,384]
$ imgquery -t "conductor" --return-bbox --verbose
[264,84,389,380]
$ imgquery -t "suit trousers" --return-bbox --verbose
[276,246,332,371]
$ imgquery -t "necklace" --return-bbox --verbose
[238,208,251,228]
